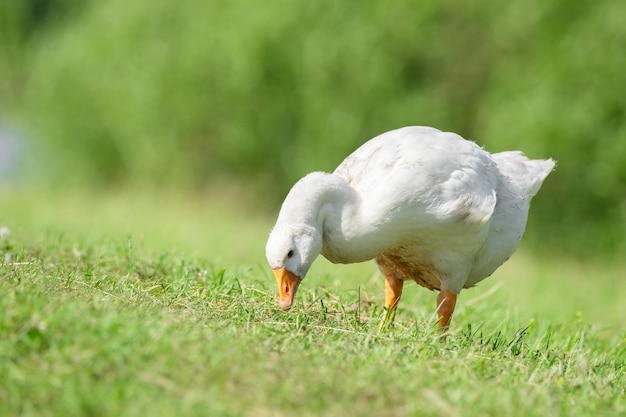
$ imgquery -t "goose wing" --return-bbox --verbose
[334,126,498,225]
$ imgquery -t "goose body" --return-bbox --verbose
[266,126,554,328]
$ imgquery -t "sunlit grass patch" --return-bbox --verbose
[1,191,625,416]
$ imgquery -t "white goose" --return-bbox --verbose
[266,126,554,329]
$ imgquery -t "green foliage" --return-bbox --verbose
[2,0,626,256]
[0,0,90,100]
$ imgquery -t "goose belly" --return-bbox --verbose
[376,251,442,290]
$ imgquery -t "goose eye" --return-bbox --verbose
[287,250,294,259]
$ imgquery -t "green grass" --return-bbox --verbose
[1,188,625,416]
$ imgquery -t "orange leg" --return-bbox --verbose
[384,274,404,312]
[380,274,404,331]
[436,289,457,330]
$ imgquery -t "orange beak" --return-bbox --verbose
[272,267,301,310]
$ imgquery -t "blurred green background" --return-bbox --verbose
[1,0,625,258]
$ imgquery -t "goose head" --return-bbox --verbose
[266,172,358,310]
[265,223,323,310]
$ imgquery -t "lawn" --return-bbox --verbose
[1,188,624,416]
